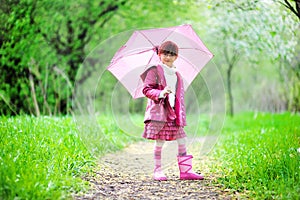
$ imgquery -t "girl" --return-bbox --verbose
[140,41,204,181]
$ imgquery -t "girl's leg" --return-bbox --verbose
[154,139,164,171]
[153,139,167,181]
[176,137,204,180]
[177,137,187,156]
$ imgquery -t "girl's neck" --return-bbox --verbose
[162,62,174,68]
[161,63,176,75]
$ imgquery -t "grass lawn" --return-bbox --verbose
[0,112,299,199]
[210,112,300,199]
[0,115,138,199]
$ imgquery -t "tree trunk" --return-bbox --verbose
[29,72,40,117]
[224,43,240,117]
[227,64,234,117]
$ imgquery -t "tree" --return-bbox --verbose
[0,0,127,115]
[37,1,126,84]
[203,0,298,116]
[65,0,202,115]
[274,0,300,20]
[0,0,40,115]
[0,0,200,116]
[273,1,300,112]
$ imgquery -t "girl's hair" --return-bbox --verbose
[158,41,178,56]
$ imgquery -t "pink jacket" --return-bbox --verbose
[140,65,187,126]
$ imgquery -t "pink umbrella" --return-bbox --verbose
[107,24,214,98]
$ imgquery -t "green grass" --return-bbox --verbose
[210,112,300,199]
[1,112,299,199]
[0,115,139,199]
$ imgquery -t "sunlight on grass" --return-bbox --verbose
[1,113,298,199]
[210,112,300,199]
[0,116,94,199]
[0,115,139,199]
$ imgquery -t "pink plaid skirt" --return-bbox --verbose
[142,120,186,141]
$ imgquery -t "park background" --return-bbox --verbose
[1,0,299,199]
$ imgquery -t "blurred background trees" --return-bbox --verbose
[205,0,299,116]
[0,0,299,116]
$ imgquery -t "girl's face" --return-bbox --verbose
[159,52,178,67]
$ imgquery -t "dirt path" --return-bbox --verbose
[74,138,236,200]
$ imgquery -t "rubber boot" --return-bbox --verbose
[177,155,204,180]
[153,167,167,181]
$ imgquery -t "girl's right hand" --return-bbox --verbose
[162,86,172,96]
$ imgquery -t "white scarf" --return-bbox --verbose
[161,63,177,107]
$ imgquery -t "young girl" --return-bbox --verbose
[140,41,204,181]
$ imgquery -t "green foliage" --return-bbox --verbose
[274,0,300,21]
[0,116,91,199]
[0,0,38,115]
[1,0,299,116]
[202,0,299,115]
[0,0,200,116]
[0,111,299,199]
[211,112,300,199]
[0,115,138,199]
[0,0,127,116]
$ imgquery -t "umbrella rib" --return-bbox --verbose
[111,48,154,65]
[133,52,157,98]
[146,51,156,66]
[138,31,156,47]
[179,55,200,72]
[177,47,213,72]
[161,27,178,43]
[178,55,199,86]
[138,27,177,48]
[179,47,214,56]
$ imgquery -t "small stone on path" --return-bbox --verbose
[74,138,237,200]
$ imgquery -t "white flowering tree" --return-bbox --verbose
[202,0,298,116]
[274,0,300,20]
[273,0,300,112]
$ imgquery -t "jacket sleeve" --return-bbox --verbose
[142,68,162,102]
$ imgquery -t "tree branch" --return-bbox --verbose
[78,1,127,48]
[66,19,74,44]
[29,69,40,117]
[277,0,300,20]
[231,49,241,67]
[284,0,298,15]
[42,27,70,55]
[296,0,300,18]
[98,2,119,19]
[99,13,115,28]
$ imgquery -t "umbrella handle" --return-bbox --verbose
[153,46,159,55]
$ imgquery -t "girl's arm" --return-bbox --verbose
[142,69,162,102]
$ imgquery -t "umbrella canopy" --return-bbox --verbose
[107,24,214,98]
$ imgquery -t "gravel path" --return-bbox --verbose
[74,137,237,199]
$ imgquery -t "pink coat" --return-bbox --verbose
[140,65,187,126]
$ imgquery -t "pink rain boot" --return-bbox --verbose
[153,167,167,181]
[177,155,204,180]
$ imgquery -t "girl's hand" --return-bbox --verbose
[162,86,173,96]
